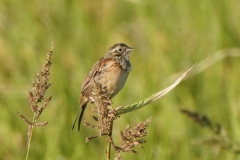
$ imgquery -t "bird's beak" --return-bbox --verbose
[126,47,134,53]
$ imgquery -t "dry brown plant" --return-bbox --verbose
[17,42,54,160]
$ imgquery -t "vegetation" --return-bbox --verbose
[0,0,240,159]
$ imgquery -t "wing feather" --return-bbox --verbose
[81,58,113,94]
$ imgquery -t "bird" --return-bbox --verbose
[72,43,134,131]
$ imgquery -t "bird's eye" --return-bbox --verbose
[117,48,123,52]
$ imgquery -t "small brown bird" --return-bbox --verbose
[72,43,133,131]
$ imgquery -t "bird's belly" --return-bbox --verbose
[95,65,129,98]
[106,69,129,98]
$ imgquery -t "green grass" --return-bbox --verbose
[1,0,240,159]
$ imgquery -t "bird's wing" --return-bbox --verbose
[81,57,113,93]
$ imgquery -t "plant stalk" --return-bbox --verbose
[25,113,37,160]
[106,121,113,160]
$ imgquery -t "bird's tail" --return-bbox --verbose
[71,103,87,132]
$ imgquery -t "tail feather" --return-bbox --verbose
[72,103,87,132]
[78,104,87,131]
[71,111,80,130]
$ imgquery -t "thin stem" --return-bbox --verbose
[106,121,113,160]
[115,65,195,116]
[25,113,37,160]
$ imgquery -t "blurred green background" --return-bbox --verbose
[1,0,240,159]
